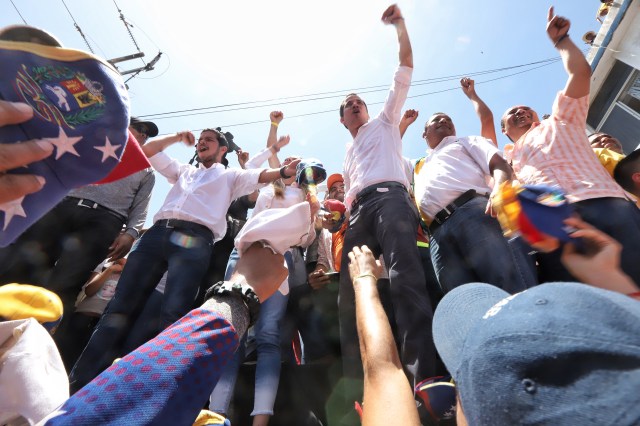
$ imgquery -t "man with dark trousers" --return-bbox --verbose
[337,4,436,422]
[0,116,156,324]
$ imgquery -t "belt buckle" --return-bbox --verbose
[77,199,96,209]
[163,219,174,228]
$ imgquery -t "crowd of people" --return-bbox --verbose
[1,3,640,426]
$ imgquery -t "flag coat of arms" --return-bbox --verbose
[0,39,138,246]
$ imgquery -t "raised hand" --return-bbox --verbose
[460,77,478,100]
[270,111,284,126]
[546,6,570,46]
[176,131,195,146]
[381,4,403,25]
[236,150,250,169]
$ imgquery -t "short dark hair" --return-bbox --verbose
[201,128,228,147]
[614,151,640,193]
[339,93,367,118]
[0,25,62,46]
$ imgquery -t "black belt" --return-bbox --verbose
[353,181,406,208]
[428,190,488,234]
[64,197,126,222]
[155,219,214,241]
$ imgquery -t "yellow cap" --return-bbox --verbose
[0,283,63,324]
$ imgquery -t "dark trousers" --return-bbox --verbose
[0,198,124,318]
[69,222,214,392]
[538,197,640,283]
[338,186,437,409]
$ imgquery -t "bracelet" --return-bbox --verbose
[279,166,292,179]
[271,121,279,127]
[355,273,378,283]
[554,33,569,48]
[627,291,640,299]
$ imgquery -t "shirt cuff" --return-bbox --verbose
[124,228,139,239]
[149,151,173,170]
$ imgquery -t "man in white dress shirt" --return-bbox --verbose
[69,128,300,391]
[337,5,436,415]
[414,113,537,293]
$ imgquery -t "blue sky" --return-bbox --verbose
[3,0,602,226]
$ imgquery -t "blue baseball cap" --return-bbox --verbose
[433,282,640,425]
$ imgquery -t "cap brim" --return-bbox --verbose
[432,283,510,376]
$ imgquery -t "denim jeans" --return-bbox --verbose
[69,223,213,392]
[429,196,537,294]
[209,248,290,416]
[537,197,640,283]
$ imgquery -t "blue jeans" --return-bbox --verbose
[538,197,640,283]
[429,197,537,294]
[209,248,290,416]
[69,223,213,392]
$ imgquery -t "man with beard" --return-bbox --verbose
[69,128,301,392]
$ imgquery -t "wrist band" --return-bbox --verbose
[554,33,569,48]
[627,291,640,299]
[279,166,292,179]
[355,273,378,282]
[271,121,279,127]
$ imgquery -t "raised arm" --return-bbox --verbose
[349,245,420,426]
[547,6,591,99]
[141,131,195,158]
[257,158,300,184]
[460,78,498,146]
[399,109,419,139]
[266,111,285,168]
[382,4,412,68]
[487,154,514,217]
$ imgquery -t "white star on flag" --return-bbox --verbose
[48,126,83,160]
[0,197,27,230]
[94,137,122,162]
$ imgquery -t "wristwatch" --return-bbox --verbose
[205,281,261,326]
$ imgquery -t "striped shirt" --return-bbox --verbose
[511,92,626,203]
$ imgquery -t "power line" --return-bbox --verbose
[141,56,562,121]
[154,58,561,135]
[9,0,28,24]
[112,0,143,57]
[60,0,95,53]
[140,56,560,120]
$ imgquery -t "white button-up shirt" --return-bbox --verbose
[415,135,499,219]
[150,152,264,241]
[343,65,412,210]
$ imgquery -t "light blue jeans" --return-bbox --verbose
[209,248,290,416]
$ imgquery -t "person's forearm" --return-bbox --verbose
[557,36,590,79]
[354,277,399,372]
[581,270,639,294]
[141,133,181,158]
[395,19,413,68]
[266,123,282,168]
[258,167,287,184]
[470,98,498,146]
[489,155,513,186]
[556,36,591,98]
[84,271,111,297]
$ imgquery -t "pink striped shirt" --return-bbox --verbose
[511,92,626,203]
